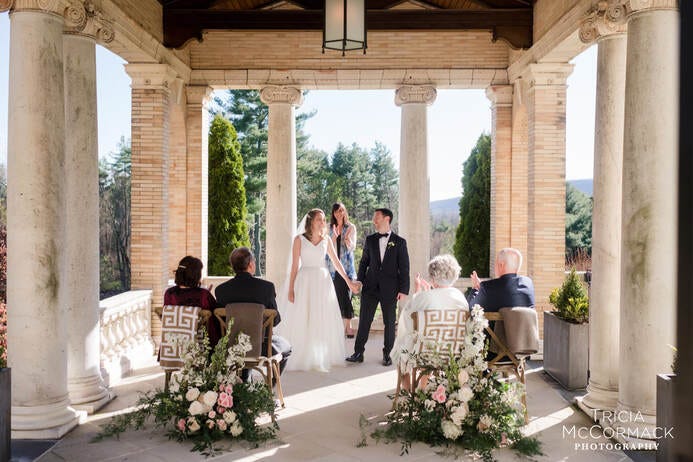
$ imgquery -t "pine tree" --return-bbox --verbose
[208,114,250,276]
[453,133,491,277]
[565,183,592,257]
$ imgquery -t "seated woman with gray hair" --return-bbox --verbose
[391,254,469,383]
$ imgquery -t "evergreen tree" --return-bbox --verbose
[369,141,399,215]
[454,133,491,277]
[208,114,250,276]
[565,183,592,257]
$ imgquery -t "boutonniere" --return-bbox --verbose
[387,241,396,248]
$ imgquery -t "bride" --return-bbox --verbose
[278,208,361,372]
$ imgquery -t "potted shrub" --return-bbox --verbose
[0,302,9,462]
[543,269,589,389]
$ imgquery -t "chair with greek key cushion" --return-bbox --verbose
[159,305,203,391]
[394,308,468,406]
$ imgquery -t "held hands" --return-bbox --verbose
[396,292,408,301]
[349,280,362,294]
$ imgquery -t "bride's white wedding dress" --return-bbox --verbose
[277,235,346,372]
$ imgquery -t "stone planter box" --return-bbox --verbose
[0,367,10,462]
[543,311,588,390]
[656,373,675,462]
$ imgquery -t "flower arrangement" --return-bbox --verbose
[369,305,541,462]
[0,303,7,368]
[95,328,278,455]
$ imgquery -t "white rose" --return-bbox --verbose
[229,421,243,437]
[202,390,218,408]
[185,387,200,402]
[457,369,469,385]
[459,385,474,402]
[441,419,462,440]
[223,410,237,424]
[187,417,201,433]
[451,404,468,426]
[188,400,206,416]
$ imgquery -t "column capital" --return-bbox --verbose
[185,85,213,108]
[625,0,678,14]
[63,0,115,43]
[395,85,437,106]
[125,63,180,92]
[485,85,513,107]
[579,1,628,44]
[260,85,303,106]
[521,63,574,88]
[3,0,68,15]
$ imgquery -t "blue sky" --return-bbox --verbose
[0,13,597,201]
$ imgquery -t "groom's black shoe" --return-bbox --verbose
[382,354,392,367]
[346,352,364,363]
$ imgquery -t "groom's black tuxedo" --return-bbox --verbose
[354,232,410,357]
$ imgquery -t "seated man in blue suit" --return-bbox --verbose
[467,248,535,312]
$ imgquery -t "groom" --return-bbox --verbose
[346,208,410,366]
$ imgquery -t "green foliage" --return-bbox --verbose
[99,138,131,295]
[454,133,491,277]
[208,114,250,276]
[566,183,592,258]
[94,330,278,456]
[549,269,589,324]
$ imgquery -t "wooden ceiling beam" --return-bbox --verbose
[163,8,532,48]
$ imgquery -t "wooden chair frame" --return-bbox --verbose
[484,312,529,424]
[214,306,285,409]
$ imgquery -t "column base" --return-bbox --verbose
[577,382,619,422]
[601,401,659,449]
[11,397,80,439]
[68,375,115,414]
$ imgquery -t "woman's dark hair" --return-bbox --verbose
[330,202,350,227]
[174,256,203,288]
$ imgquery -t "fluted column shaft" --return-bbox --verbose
[63,33,111,413]
[615,2,679,442]
[261,86,303,285]
[6,6,79,438]
[486,85,513,276]
[396,85,436,281]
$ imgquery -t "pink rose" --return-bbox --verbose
[208,410,216,419]
[501,432,508,445]
[216,419,228,431]
[225,384,233,395]
[217,406,226,414]
[220,384,225,392]
[206,419,215,429]
[432,384,447,404]
[218,392,233,409]
[177,418,186,432]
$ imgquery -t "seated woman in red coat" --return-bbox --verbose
[163,256,222,348]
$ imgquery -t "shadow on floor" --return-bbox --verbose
[9,440,56,462]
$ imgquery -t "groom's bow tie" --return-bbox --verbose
[377,233,390,239]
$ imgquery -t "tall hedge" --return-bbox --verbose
[208,114,250,275]
[453,133,491,277]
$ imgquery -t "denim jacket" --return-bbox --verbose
[326,222,356,279]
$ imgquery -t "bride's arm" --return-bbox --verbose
[288,236,301,303]
[326,238,359,293]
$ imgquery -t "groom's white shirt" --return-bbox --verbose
[378,232,391,261]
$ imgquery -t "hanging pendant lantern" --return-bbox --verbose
[323,0,367,55]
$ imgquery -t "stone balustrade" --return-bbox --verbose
[99,290,156,385]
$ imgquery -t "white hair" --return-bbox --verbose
[497,248,522,273]
[428,254,461,287]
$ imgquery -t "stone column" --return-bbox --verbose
[185,86,213,274]
[395,85,436,281]
[577,4,628,418]
[486,85,513,276]
[63,11,115,413]
[260,86,303,285]
[522,63,574,330]
[167,82,187,274]
[125,64,178,310]
[5,2,79,438]
[614,0,679,442]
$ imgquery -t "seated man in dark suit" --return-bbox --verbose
[215,247,291,373]
[467,247,535,312]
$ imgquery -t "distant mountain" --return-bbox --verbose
[568,179,593,197]
[430,178,593,217]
